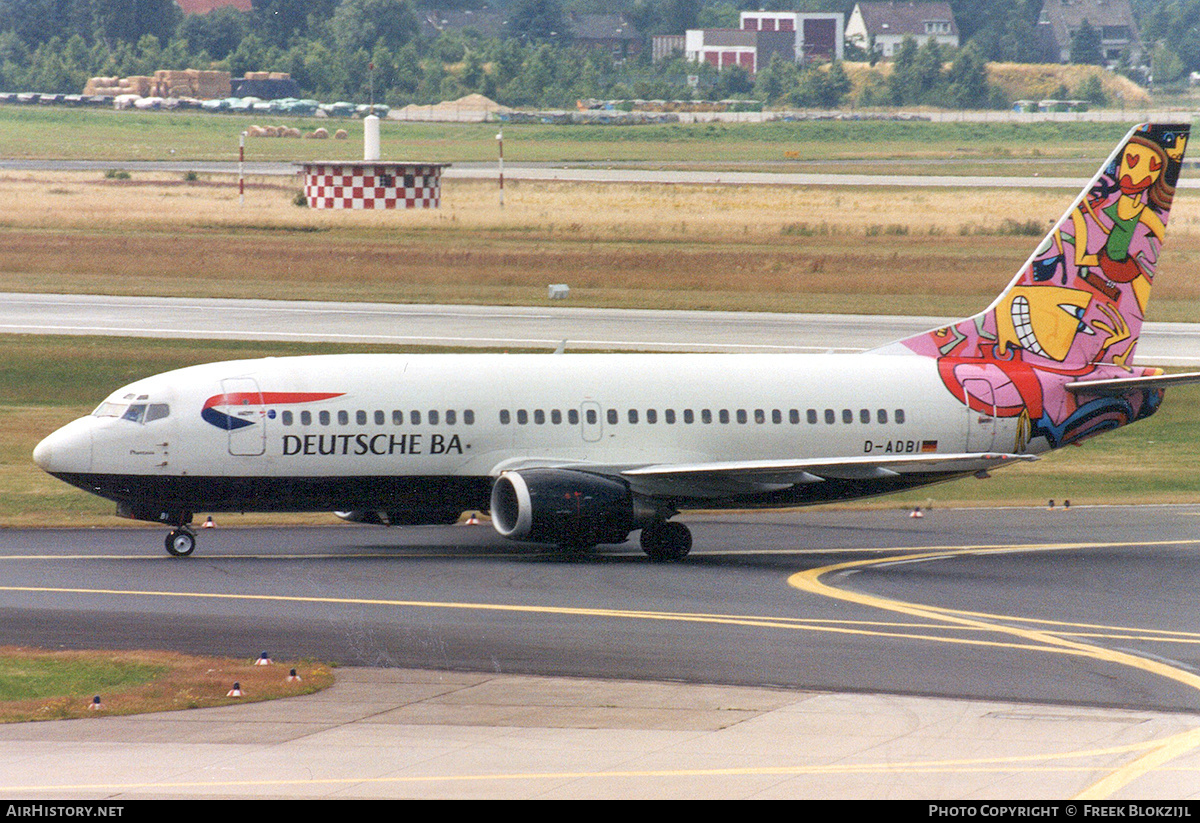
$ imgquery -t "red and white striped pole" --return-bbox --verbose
[496,128,504,208]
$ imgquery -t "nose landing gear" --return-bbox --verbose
[165,525,197,557]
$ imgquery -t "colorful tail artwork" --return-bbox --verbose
[878,122,1191,453]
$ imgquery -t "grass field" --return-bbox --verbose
[0,647,333,722]
[0,105,1140,165]
[5,113,1200,520]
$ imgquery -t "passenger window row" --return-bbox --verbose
[498,408,907,425]
[280,409,476,427]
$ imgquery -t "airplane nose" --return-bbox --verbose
[33,419,93,474]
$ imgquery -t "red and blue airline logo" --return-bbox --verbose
[201,392,344,430]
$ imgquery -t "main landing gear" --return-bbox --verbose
[640,521,692,562]
[165,526,196,557]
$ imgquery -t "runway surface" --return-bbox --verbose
[4,506,1200,798]
[4,506,1200,712]
[9,292,1200,366]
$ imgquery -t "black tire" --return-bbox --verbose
[641,521,691,562]
[165,529,196,557]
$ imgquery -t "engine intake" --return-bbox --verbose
[490,468,636,546]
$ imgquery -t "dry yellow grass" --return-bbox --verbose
[4,171,1200,318]
[842,61,1150,107]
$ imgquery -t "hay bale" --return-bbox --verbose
[334,129,348,139]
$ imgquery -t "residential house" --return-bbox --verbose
[845,2,959,59]
[1037,0,1142,67]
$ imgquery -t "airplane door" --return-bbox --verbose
[221,377,266,456]
[962,378,997,453]
[580,401,603,442]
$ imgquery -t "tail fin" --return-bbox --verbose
[885,122,1188,369]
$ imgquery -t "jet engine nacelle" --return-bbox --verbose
[334,508,463,526]
[490,468,637,546]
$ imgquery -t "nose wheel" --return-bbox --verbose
[165,528,196,557]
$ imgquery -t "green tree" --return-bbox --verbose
[178,5,249,60]
[887,35,919,104]
[946,44,990,109]
[330,0,418,55]
[1069,18,1104,66]
[510,0,567,43]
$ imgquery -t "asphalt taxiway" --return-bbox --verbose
[2,505,1200,798]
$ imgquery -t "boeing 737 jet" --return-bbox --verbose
[32,122,1199,559]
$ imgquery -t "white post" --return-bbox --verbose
[364,114,381,161]
[496,128,504,208]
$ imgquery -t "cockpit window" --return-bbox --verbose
[94,401,170,423]
[93,402,126,418]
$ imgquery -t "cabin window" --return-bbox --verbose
[319,411,330,426]
[807,409,817,424]
[755,409,766,424]
[357,410,368,425]
[393,410,403,425]
[895,409,906,424]
[500,410,510,424]
[606,409,616,425]
[701,409,712,424]
[628,409,639,424]
[517,409,528,425]
[282,410,293,426]
[550,409,561,424]
[146,404,170,423]
[860,409,870,424]
[411,410,421,425]
[121,404,146,423]
[464,410,475,425]
[534,409,545,424]
[683,409,694,424]
[842,409,853,424]
[568,409,579,425]
[737,409,748,424]
[586,408,598,424]
[446,410,457,425]
[824,409,835,424]
[665,409,676,424]
[375,410,385,425]
[301,410,312,426]
[646,409,657,424]
[429,410,440,425]
[719,410,730,424]
[771,409,781,424]
[877,409,888,424]
[338,410,349,426]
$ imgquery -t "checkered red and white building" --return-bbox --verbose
[296,162,450,209]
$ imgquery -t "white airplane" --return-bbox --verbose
[33,122,1200,559]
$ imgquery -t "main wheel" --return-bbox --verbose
[640,521,691,562]
[165,529,196,557]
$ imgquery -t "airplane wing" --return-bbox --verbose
[1065,371,1200,396]
[621,453,1037,498]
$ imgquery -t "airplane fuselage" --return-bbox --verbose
[36,351,1028,517]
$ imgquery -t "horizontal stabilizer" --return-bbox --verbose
[1065,371,1200,396]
